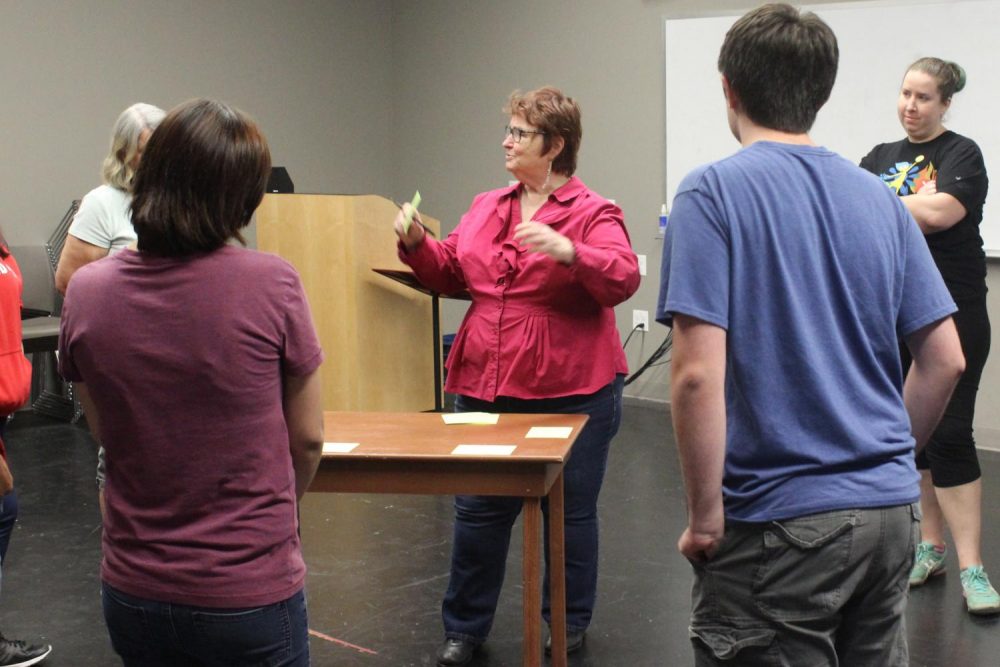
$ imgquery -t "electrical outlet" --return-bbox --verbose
[637,254,647,276]
[632,309,649,331]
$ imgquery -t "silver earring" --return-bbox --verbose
[543,161,552,192]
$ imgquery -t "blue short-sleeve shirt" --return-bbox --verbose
[657,141,956,522]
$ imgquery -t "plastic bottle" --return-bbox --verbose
[658,204,668,237]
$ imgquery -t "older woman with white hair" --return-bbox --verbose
[55,102,165,517]
[55,102,165,293]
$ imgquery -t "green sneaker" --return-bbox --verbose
[909,542,946,587]
[960,565,1000,615]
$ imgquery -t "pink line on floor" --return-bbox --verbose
[308,628,379,655]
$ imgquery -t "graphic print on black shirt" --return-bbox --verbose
[877,153,936,196]
[861,130,988,300]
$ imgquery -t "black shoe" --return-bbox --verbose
[437,638,477,666]
[545,629,585,655]
[0,634,52,667]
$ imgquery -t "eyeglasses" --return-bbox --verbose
[504,125,546,143]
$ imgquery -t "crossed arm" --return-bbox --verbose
[902,181,967,234]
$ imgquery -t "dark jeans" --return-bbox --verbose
[442,375,624,641]
[102,583,310,667]
[689,504,919,666]
[0,489,17,587]
[0,418,16,595]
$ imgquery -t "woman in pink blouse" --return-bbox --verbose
[395,86,640,666]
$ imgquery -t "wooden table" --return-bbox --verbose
[310,411,589,667]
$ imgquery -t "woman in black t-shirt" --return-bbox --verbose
[861,57,997,615]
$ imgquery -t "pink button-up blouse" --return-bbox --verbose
[401,176,640,401]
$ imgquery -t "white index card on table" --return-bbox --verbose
[323,442,360,454]
[525,426,573,439]
[452,444,517,456]
[442,412,500,425]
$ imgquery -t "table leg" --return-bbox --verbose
[523,496,542,667]
[548,472,567,666]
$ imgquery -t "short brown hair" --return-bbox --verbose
[505,87,582,176]
[718,3,838,133]
[131,99,271,256]
[908,57,967,103]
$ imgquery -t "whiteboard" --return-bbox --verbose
[665,0,1000,255]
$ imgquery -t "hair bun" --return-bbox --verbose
[951,62,967,92]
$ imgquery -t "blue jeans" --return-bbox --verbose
[442,375,624,641]
[0,418,16,596]
[102,583,310,667]
[0,489,16,596]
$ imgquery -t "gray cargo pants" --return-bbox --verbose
[689,503,919,666]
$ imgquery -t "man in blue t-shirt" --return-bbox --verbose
[656,4,965,666]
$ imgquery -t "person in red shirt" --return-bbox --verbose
[396,86,640,665]
[0,237,53,666]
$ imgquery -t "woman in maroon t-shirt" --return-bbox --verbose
[59,100,324,666]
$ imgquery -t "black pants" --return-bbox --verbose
[903,294,990,487]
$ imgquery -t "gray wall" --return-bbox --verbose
[389,1,854,403]
[390,0,675,402]
[7,0,1000,442]
[0,0,394,246]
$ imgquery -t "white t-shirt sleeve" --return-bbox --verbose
[68,185,135,252]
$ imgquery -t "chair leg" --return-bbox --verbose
[31,352,75,422]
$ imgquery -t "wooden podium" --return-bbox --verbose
[255,194,442,412]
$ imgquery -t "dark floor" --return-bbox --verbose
[3,403,1000,666]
